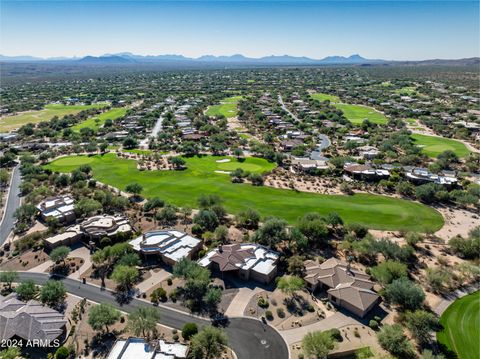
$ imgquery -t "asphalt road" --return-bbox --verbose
[17,272,289,359]
[278,94,299,122]
[0,164,21,246]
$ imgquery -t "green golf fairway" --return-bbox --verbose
[437,291,480,359]
[311,93,387,124]
[310,93,340,103]
[206,96,243,118]
[411,134,470,158]
[0,103,109,132]
[72,107,127,132]
[334,103,388,125]
[45,154,444,232]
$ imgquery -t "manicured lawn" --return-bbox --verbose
[311,93,387,125]
[206,96,243,118]
[411,134,470,158]
[437,291,480,359]
[45,154,443,232]
[310,93,340,103]
[334,103,388,125]
[72,107,127,132]
[0,103,108,132]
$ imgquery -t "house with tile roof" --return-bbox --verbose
[198,243,279,284]
[303,258,379,317]
[0,293,66,342]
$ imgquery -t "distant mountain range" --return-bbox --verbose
[0,53,478,66]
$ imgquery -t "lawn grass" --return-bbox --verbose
[437,291,480,359]
[0,103,109,132]
[411,134,470,158]
[310,93,340,103]
[44,154,444,232]
[72,107,127,132]
[311,93,388,125]
[205,96,243,118]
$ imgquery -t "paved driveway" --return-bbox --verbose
[225,286,263,317]
[280,312,357,344]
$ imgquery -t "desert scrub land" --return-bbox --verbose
[206,96,243,118]
[45,153,444,232]
[411,133,470,158]
[0,103,109,132]
[437,291,480,359]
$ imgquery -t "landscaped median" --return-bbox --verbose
[44,153,444,232]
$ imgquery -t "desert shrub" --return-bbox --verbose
[265,310,274,320]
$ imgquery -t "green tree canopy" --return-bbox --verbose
[88,303,121,332]
[0,271,18,291]
[190,326,228,359]
[15,280,38,301]
[127,306,161,339]
[302,330,336,359]
[377,324,415,358]
[50,245,70,263]
[40,280,66,308]
[111,265,139,291]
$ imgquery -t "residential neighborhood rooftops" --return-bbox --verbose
[129,230,201,263]
[0,293,66,341]
[303,258,379,317]
[36,194,75,222]
[80,214,132,239]
[107,338,188,359]
[199,243,279,276]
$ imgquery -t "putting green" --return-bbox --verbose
[437,291,480,359]
[411,134,470,158]
[0,103,109,132]
[311,93,387,125]
[45,154,443,232]
[48,156,94,171]
[72,107,127,132]
[206,96,243,118]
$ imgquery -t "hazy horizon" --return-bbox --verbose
[1,1,479,60]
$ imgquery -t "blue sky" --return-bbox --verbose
[1,1,479,60]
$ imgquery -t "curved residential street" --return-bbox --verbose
[0,164,21,246]
[16,272,289,359]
